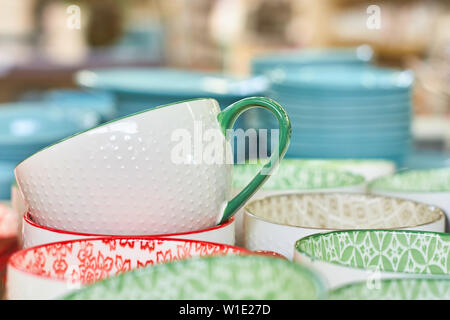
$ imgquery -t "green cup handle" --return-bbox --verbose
[217,96,291,224]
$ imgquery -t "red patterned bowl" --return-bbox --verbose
[6,237,249,300]
[22,212,235,248]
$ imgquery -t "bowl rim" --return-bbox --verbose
[23,212,235,237]
[232,166,366,190]
[330,276,450,299]
[62,254,328,300]
[294,229,450,275]
[8,236,250,282]
[244,192,446,231]
[369,168,450,193]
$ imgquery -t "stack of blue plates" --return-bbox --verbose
[0,102,100,199]
[265,65,414,165]
[43,90,116,122]
[75,68,268,119]
[251,46,373,76]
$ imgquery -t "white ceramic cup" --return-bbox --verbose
[6,237,249,300]
[369,168,450,231]
[244,193,445,259]
[22,212,236,248]
[15,97,291,235]
[233,165,367,245]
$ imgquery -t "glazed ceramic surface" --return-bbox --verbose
[369,168,450,230]
[245,193,445,260]
[63,255,326,300]
[0,162,15,200]
[6,237,248,300]
[263,64,413,164]
[15,97,290,235]
[44,90,116,122]
[277,158,395,181]
[251,47,372,76]
[330,277,450,300]
[294,230,450,289]
[232,164,366,245]
[22,213,236,248]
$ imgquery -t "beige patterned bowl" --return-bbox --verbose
[245,193,445,259]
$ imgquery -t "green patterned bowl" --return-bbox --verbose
[369,168,450,230]
[330,277,450,300]
[233,163,366,245]
[281,158,395,181]
[63,255,327,300]
[294,230,450,289]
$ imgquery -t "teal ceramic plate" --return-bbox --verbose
[63,255,327,300]
[271,65,413,93]
[76,68,268,98]
[330,278,450,300]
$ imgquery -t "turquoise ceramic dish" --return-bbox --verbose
[76,68,268,98]
[271,65,413,93]
[44,90,116,122]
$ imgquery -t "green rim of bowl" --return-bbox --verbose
[63,255,327,300]
[233,161,365,190]
[369,168,450,193]
[295,229,450,275]
[330,277,450,300]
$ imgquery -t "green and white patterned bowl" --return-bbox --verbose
[233,163,366,245]
[294,230,450,289]
[369,168,450,230]
[281,158,395,181]
[330,277,450,300]
[63,255,327,300]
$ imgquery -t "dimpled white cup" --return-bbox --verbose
[15,98,290,235]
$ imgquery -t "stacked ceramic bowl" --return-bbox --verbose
[0,102,100,200]
[8,96,305,299]
[265,65,414,165]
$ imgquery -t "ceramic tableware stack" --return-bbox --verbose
[0,102,100,200]
[232,161,367,246]
[244,193,445,259]
[265,65,414,166]
[369,168,450,230]
[10,96,297,299]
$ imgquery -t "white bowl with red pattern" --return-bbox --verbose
[22,212,235,248]
[6,237,249,300]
